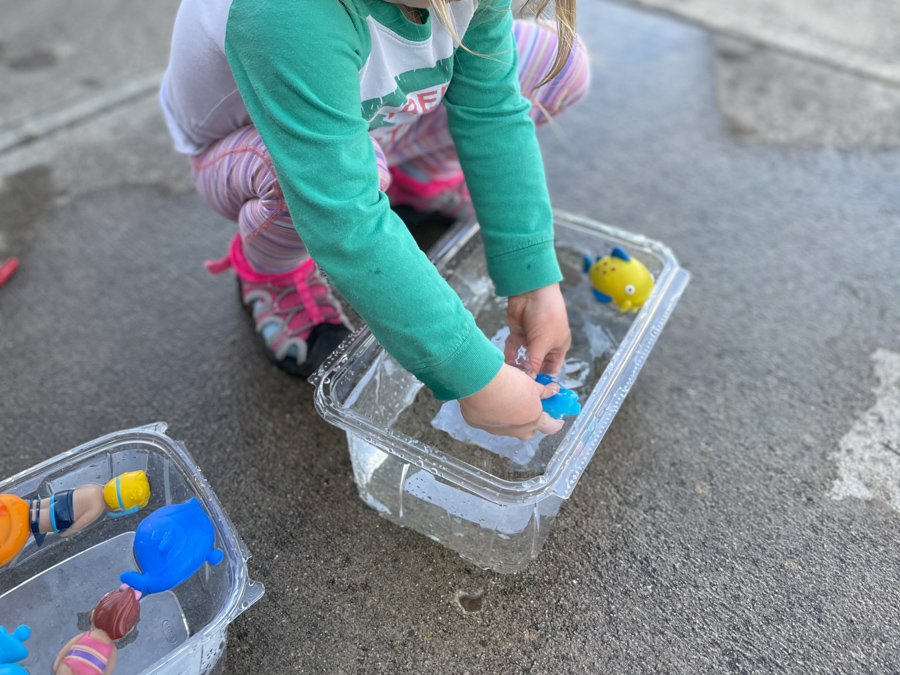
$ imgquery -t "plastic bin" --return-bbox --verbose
[313,213,690,573]
[0,423,263,674]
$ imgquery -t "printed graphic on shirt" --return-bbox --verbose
[362,58,454,144]
[358,6,474,104]
[368,83,450,143]
[370,82,449,126]
[357,2,474,141]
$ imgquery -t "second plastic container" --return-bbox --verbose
[0,424,263,674]
[313,213,689,573]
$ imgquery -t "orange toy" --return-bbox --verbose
[0,494,30,568]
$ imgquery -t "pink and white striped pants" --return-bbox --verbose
[192,20,590,274]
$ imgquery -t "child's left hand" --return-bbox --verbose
[504,283,571,377]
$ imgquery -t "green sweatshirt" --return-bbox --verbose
[224,0,560,399]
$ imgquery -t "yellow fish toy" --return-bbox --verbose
[583,246,654,313]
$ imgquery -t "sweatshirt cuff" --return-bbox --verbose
[487,239,563,297]
[415,323,504,401]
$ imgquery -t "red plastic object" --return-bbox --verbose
[0,258,19,288]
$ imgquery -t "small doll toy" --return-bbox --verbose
[584,246,655,313]
[53,585,142,675]
[0,624,31,675]
[120,498,224,596]
[0,494,30,568]
[29,471,151,547]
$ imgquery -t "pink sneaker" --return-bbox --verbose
[386,166,474,222]
[205,235,352,377]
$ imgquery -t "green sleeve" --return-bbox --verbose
[224,0,503,400]
[444,3,562,298]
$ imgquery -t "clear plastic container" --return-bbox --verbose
[313,213,690,573]
[0,423,263,674]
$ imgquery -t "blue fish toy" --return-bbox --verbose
[0,625,30,675]
[537,374,581,419]
[121,498,224,596]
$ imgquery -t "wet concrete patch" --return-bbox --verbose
[6,48,58,72]
[0,164,55,258]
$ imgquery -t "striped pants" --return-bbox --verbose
[192,20,591,274]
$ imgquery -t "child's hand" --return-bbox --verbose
[505,283,572,377]
[458,364,565,440]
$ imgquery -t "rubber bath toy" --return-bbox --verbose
[584,246,654,313]
[0,495,30,568]
[54,585,141,675]
[537,374,581,419]
[29,471,151,547]
[0,624,30,675]
[121,498,224,595]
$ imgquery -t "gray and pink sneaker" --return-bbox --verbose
[206,235,352,378]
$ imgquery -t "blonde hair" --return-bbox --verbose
[430,0,577,89]
[103,470,151,513]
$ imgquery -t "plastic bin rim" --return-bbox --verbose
[313,213,688,503]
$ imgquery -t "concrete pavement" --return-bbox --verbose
[617,0,900,85]
[2,1,900,673]
[0,0,179,152]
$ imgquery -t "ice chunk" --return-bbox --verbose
[431,400,544,465]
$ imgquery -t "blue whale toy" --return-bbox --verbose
[121,498,224,595]
[537,374,581,419]
[0,625,30,675]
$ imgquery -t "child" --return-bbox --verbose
[161,0,589,439]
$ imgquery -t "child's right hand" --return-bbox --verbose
[458,364,565,440]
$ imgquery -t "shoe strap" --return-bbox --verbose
[208,234,334,327]
[204,253,233,275]
[290,263,324,326]
[204,234,311,284]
